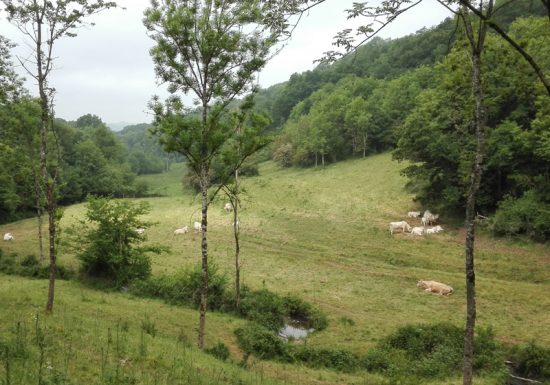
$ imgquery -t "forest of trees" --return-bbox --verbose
[1,0,548,241]
[257,6,549,240]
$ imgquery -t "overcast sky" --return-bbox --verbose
[0,0,451,126]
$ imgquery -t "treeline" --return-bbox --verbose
[260,8,549,239]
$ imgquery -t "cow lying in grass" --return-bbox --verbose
[417,280,454,295]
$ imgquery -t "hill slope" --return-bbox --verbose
[1,153,549,384]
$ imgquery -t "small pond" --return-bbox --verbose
[278,324,314,340]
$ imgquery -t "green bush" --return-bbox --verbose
[239,289,285,331]
[0,251,73,280]
[363,323,504,379]
[234,323,289,360]
[282,294,328,330]
[509,342,550,380]
[205,342,230,361]
[73,196,165,286]
[491,191,550,241]
[130,263,227,310]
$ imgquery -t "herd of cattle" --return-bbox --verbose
[2,204,453,295]
[389,210,444,236]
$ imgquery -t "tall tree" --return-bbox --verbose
[145,0,276,349]
[3,0,116,313]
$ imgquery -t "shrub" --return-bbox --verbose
[234,323,289,360]
[509,342,550,380]
[0,251,73,280]
[72,196,165,286]
[282,294,328,330]
[130,263,227,310]
[363,323,503,379]
[205,342,230,361]
[239,289,285,331]
[491,191,550,241]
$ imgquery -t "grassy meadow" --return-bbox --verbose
[1,152,549,385]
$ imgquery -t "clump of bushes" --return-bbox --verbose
[0,251,73,279]
[363,323,504,379]
[491,190,550,241]
[235,323,289,360]
[130,263,228,310]
[205,342,230,361]
[508,342,550,381]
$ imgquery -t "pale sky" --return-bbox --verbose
[0,0,451,126]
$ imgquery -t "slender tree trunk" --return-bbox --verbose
[34,15,57,314]
[460,4,490,384]
[363,133,367,158]
[315,152,318,167]
[33,170,44,261]
[321,152,325,166]
[233,171,241,308]
[197,99,209,350]
[198,163,208,349]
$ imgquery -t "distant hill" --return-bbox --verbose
[108,121,137,132]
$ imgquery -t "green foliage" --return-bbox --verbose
[205,342,230,362]
[73,197,165,286]
[234,323,289,360]
[0,250,73,279]
[281,294,328,331]
[238,289,285,331]
[491,191,550,241]
[362,323,504,379]
[509,342,550,380]
[130,263,228,310]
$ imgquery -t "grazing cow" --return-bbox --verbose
[3,232,14,241]
[433,225,444,233]
[174,226,189,235]
[224,202,233,212]
[193,221,202,233]
[135,228,145,235]
[389,221,412,234]
[417,280,454,295]
[426,228,436,235]
[407,211,421,218]
[410,226,425,236]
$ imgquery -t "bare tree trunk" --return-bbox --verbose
[33,170,44,261]
[321,152,325,166]
[233,170,241,308]
[363,133,367,158]
[460,4,491,384]
[198,163,208,350]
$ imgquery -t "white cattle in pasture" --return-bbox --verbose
[417,280,454,295]
[3,232,14,241]
[389,221,412,235]
[224,202,233,212]
[135,228,145,235]
[432,225,444,233]
[426,228,436,235]
[410,227,425,236]
[407,211,421,218]
[422,211,439,226]
[174,226,189,235]
[193,221,202,233]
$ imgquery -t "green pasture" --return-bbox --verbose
[1,152,549,384]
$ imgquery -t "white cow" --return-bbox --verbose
[3,232,14,241]
[410,226,425,236]
[193,221,202,233]
[407,211,421,218]
[422,211,439,226]
[426,228,436,235]
[417,280,454,295]
[135,228,145,235]
[433,225,444,233]
[223,202,233,212]
[174,226,189,235]
[389,221,412,234]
